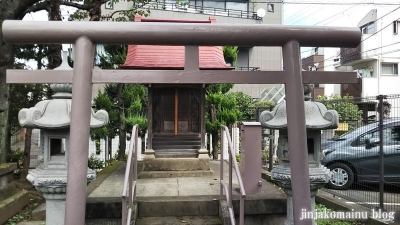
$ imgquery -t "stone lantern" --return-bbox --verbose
[259,84,338,225]
[19,51,108,225]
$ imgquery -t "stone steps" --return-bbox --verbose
[154,150,198,158]
[0,163,31,225]
[136,216,222,225]
[138,197,219,217]
[0,189,30,224]
[152,134,201,158]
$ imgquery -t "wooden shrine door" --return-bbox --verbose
[153,87,200,135]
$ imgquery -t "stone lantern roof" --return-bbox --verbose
[259,84,339,130]
[18,52,108,129]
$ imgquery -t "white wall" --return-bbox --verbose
[323,9,400,98]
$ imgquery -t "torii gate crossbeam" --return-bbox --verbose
[3,20,361,225]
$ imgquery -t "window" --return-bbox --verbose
[236,47,249,69]
[387,126,400,145]
[226,2,247,11]
[360,22,375,34]
[352,125,400,147]
[267,3,274,12]
[203,0,224,9]
[382,63,398,76]
[194,0,248,11]
[352,129,379,147]
[105,1,113,9]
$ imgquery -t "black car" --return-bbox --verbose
[321,118,400,190]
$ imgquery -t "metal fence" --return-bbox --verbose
[10,128,40,168]
[260,94,400,221]
[319,94,400,221]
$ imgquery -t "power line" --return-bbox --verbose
[287,5,324,24]
[307,7,400,66]
[313,4,360,26]
[285,4,310,22]
[288,5,325,25]
[320,44,400,69]
[322,48,400,69]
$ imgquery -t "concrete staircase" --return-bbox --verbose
[136,197,222,225]
[85,162,287,225]
[136,216,221,225]
[85,196,222,225]
[259,84,285,104]
[85,195,287,225]
[152,134,201,158]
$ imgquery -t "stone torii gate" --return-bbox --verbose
[3,20,360,225]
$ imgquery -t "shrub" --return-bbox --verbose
[88,154,104,170]
[235,153,241,162]
[7,149,24,166]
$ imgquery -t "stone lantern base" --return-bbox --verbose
[27,168,96,225]
[271,164,331,225]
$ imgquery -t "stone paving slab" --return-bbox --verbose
[136,216,222,225]
[88,161,243,199]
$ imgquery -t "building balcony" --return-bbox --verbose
[141,1,261,20]
[340,35,378,66]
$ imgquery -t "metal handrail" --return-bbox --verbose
[122,125,139,225]
[220,125,246,225]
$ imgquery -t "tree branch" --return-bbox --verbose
[22,2,48,16]
[60,1,92,11]
[14,0,42,19]
[102,2,148,19]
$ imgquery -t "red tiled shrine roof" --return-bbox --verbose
[120,16,233,70]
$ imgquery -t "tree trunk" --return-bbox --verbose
[20,128,32,181]
[212,132,218,160]
[210,104,219,159]
[117,84,126,160]
[46,0,62,69]
[89,0,102,21]
[108,137,112,159]
[0,9,15,163]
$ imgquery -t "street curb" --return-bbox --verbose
[261,171,399,225]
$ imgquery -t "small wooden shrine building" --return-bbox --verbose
[120,16,233,159]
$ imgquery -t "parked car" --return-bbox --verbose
[321,118,400,190]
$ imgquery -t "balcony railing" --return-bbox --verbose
[236,66,260,71]
[142,1,261,20]
[340,44,361,65]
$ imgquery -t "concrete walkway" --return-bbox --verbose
[17,161,286,225]
[88,160,285,200]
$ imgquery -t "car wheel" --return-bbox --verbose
[327,163,354,190]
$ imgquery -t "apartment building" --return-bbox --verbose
[100,0,283,99]
[316,9,400,98]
